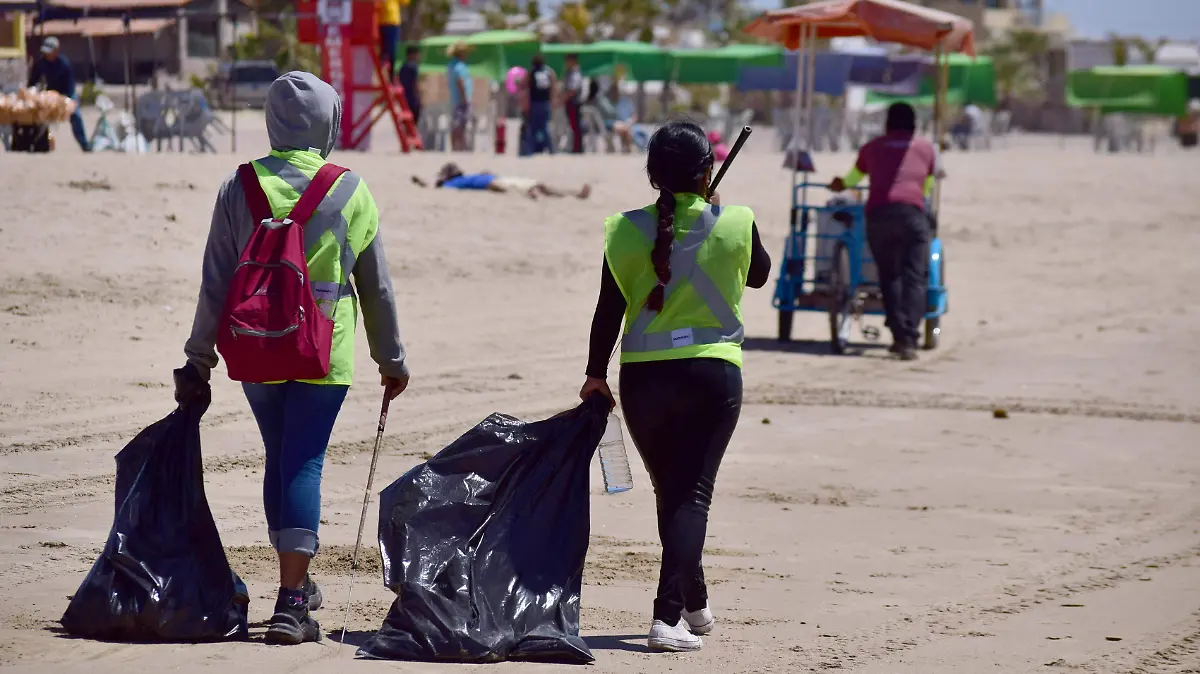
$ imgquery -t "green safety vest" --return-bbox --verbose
[251,150,379,386]
[604,193,754,368]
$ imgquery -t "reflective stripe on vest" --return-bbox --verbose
[619,204,745,353]
[255,154,359,301]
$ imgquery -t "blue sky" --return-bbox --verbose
[1045,0,1200,41]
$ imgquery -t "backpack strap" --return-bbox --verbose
[288,163,349,227]
[237,162,274,224]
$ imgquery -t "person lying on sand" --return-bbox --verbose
[411,163,591,200]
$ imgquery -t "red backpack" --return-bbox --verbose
[216,162,347,383]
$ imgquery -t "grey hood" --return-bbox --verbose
[266,71,341,158]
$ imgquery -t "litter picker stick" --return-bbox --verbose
[340,392,391,645]
[708,125,753,194]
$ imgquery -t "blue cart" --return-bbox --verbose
[773,179,947,353]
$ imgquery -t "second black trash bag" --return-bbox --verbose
[357,396,609,664]
[60,388,249,642]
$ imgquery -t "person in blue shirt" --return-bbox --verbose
[28,37,90,152]
[412,163,590,200]
[446,42,473,151]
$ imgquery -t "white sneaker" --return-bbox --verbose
[683,605,715,635]
[648,619,703,652]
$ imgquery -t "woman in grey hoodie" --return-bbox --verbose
[174,71,409,645]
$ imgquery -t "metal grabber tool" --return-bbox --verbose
[340,392,390,645]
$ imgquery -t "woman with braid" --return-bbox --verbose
[578,120,771,653]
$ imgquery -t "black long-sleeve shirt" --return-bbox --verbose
[585,223,771,379]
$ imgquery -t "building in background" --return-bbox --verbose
[1,11,25,92]
[912,0,1067,40]
[17,0,254,85]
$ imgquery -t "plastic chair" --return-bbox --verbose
[991,110,1013,146]
[580,105,615,153]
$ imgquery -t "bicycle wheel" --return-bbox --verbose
[828,243,853,355]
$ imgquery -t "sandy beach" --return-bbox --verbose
[1,119,1199,672]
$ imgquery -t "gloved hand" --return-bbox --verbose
[382,373,410,401]
[173,362,207,406]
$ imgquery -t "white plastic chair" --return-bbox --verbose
[580,105,615,153]
[991,110,1013,146]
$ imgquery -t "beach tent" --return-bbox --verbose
[1067,65,1190,117]
[743,0,975,56]
[736,51,925,96]
[541,41,670,82]
[669,44,785,84]
[865,53,996,108]
[541,42,783,84]
[417,30,540,81]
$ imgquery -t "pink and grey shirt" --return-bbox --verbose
[844,131,939,213]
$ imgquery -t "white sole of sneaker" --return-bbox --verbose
[648,636,703,652]
[687,619,714,636]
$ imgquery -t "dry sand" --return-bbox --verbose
[1,118,1199,673]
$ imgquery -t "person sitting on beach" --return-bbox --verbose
[412,162,590,200]
[1178,101,1199,149]
[950,103,982,151]
[586,80,635,153]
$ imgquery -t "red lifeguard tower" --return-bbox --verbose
[297,0,421,152]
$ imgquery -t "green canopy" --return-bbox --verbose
[1067,65,1189,116]
[542,41,671,82]
[670,44,786,85]
[415,31,541,81]
[866,54,996,109]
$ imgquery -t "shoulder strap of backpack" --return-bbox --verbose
[288,163,349,227]
[237,162,274,223]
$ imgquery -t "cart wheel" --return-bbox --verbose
[828,243,853,355]
[923,317,940,350]
[778,310,793,342]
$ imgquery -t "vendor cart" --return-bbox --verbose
[744,0,973,352]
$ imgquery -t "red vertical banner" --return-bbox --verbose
[317,0,356,149]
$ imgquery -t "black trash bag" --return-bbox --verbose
[60,387,249,642]
[357,396,609,664]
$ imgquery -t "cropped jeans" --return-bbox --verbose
[243,381,349,557]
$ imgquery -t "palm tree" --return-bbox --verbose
[557,2,592,43]
[231,11,321,73]
[1129,37,1168,64]
[1108,33,1130,66]
[583,0,661,42]
[985,28,1050,103]
[401,0,452,41]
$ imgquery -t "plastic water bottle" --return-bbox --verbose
[598,414,634,494]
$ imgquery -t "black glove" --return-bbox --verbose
[173,362,207,406]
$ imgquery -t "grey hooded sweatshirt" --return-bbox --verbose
[184,71,408,382]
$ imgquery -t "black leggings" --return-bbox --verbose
[619,357,743,624]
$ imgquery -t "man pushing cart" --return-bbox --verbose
[743,0,968,356]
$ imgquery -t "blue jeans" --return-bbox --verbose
[70,107,89,152]
[243,382,349,557]
[526,100,554,155]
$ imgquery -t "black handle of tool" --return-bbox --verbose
[708,125,752,195]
